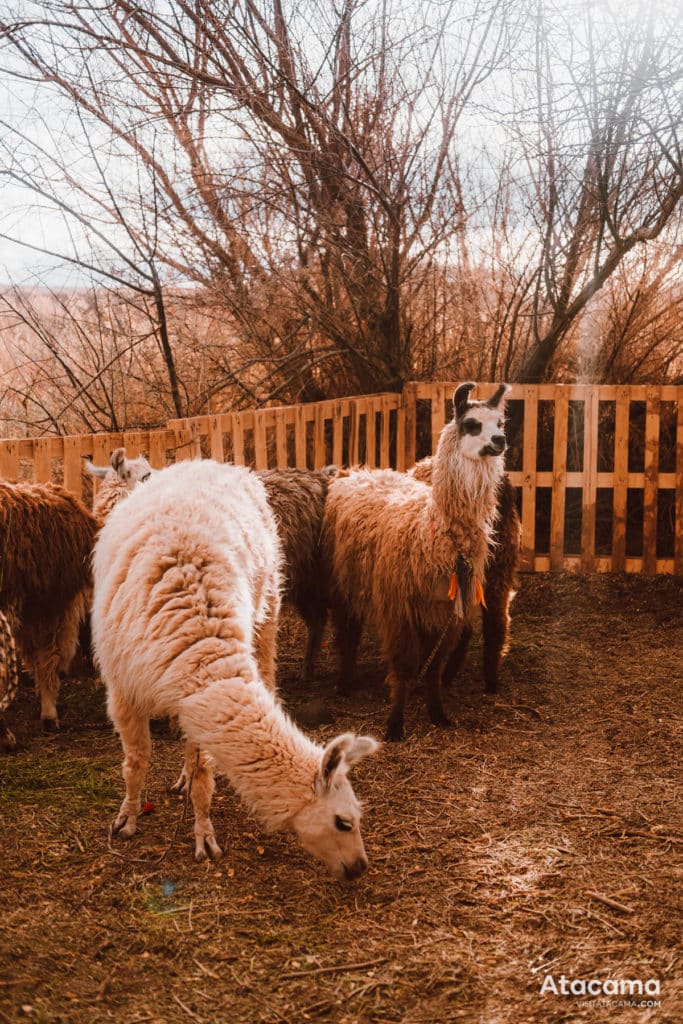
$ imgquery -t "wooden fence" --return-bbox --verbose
[1,383,681,575]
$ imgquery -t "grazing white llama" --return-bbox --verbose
[86,447,153,523]
[322,382,509,740]
[92,460,379,877]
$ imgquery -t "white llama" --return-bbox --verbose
[92,460,379,878]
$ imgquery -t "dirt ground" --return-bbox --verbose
[0,573,681,1024]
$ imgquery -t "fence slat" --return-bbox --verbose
[63,437,82,498]
[314,405,326,470]
[0,441,19,482]
[254,411,268,470]
[232,414,246,466]
[275,410,288,468]
[364,399,376,468]
[520,387,538,572]
[395,403,406,472]
[209,415,224,463]
[612,387,630,571]
[430,384,446,455]
[348,400,360,467]
[580,389,599,571]
[550,386,568,570]
[148,431,168,470]
[332,401,343,467]
[33,437,52,484]
[642,387,660,575]
[379,397,391,469]
[295,405,307,469]
[403,384,416,470]
[675,388,683,574]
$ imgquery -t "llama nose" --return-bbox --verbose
[490,434,506,452]
[343,857,368,881]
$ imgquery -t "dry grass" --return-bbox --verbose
[0,574,681,1024]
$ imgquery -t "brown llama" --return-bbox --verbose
[258,467,342,681]
[410,458,521,693]
[322,383,509,740]
[0,481,98,736]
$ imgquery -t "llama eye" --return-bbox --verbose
[462,418,482,436]
[141,473,151,482]
[335,816,353,832]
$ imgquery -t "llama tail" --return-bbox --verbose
[0,608,19,717]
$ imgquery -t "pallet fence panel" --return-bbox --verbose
[642,387,661,575]
[550,386,569,571]
[2,383,680,574]
[580,387,599,572]
[612,386,630,571]
[520,386,539,572]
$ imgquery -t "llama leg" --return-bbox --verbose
[385,668,410,742]
[182,742,222,862]
[482,590,511,694]
[56,591,87,675]
[334,609,362,696]
[300,604,327,682]
[32,643,62,732]
[422,638,455,729]
[441,623,473,688]
[109,693,152,839]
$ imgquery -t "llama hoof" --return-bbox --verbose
[169,771,188,795]
[484,682,498,695]
[384,721,404,743]
[41,717,59,733]
[194,837,223,862]
[434,715,454,729]
[113,814,137,839]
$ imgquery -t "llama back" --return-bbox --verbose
[323,468,465,637]
[91,461,282,716]
[0,482,97,619]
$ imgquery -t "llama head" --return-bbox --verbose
[450,381,510,461]
[110,448,153,489]
[86,448,153,488]
[290,733,380,881]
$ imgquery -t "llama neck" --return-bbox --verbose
[431,442,504,556]
[178,676,320,832]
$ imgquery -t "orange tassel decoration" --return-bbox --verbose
[448,574,458,601]
[475,578,487,609]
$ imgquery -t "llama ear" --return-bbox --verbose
[453,382,476,418]
[110,447,127,475]
[486,384,511,409]
[319,733,380,788]
[85,461,110,480]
